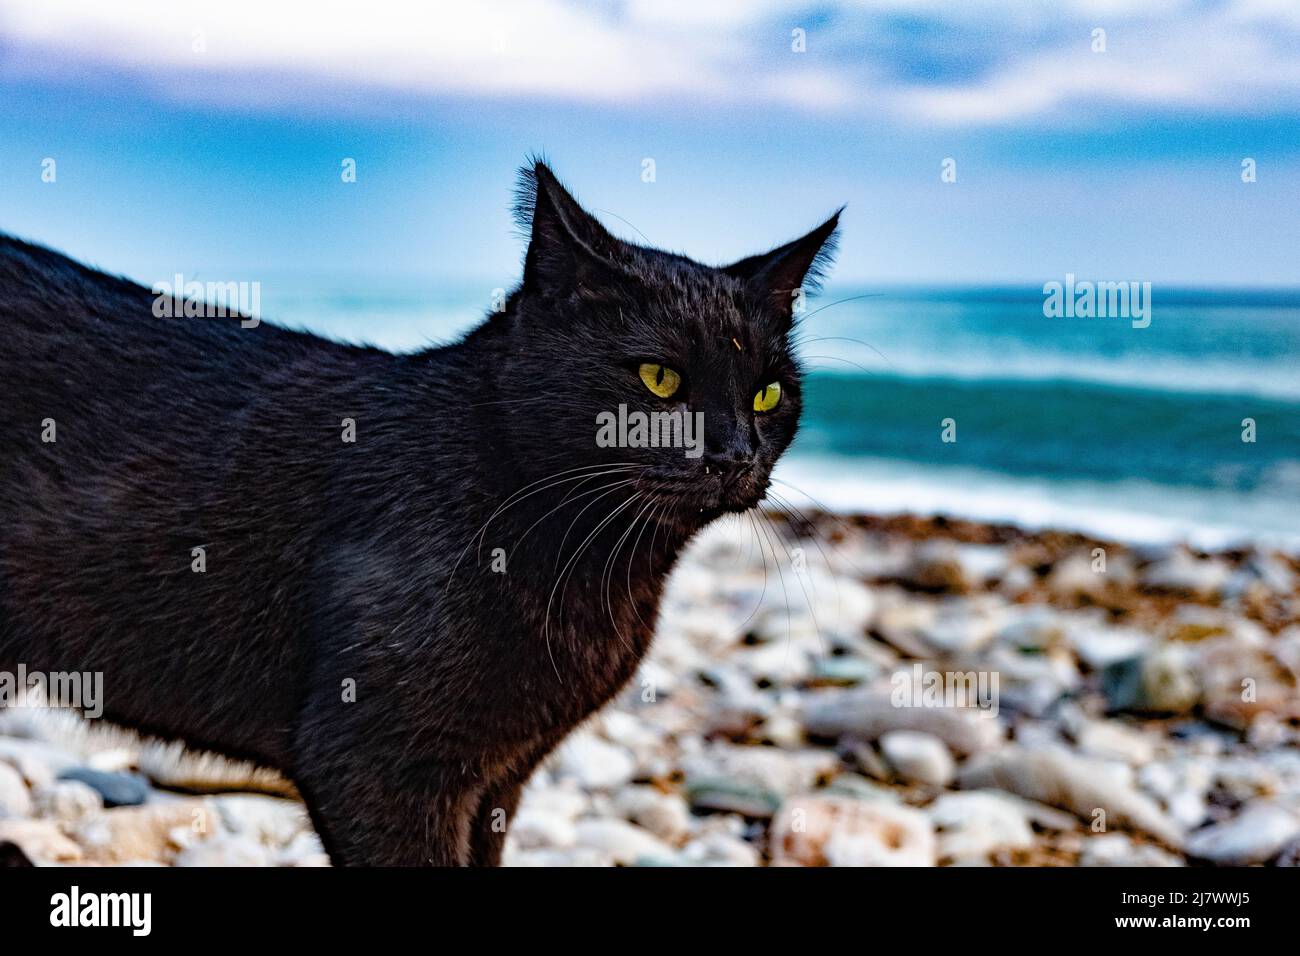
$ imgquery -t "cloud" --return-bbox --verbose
[2,0,1298,125]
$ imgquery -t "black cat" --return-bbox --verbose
[0,161,839,865]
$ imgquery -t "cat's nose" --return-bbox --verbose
[703,448,753,479]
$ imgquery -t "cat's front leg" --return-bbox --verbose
[294,753,482,866]
[465,747,551,867]
[292,677,483,866]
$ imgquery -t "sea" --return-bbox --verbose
[257,278,1300,551]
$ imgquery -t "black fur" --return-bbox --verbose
[0,161,839,865]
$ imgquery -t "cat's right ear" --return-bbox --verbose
[515,160,621,296]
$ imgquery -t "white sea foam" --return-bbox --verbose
[773,454,1300,552]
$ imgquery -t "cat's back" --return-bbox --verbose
[0,234,318,422]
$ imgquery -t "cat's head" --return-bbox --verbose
[492,160,840,531]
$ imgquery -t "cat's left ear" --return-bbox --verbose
[722,209,842,318]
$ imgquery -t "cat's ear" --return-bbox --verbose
[722,209,842,315]
[515,160,622,295]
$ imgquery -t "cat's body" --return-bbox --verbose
[0,163,838,864]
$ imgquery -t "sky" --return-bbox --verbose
[1,0,1298,289]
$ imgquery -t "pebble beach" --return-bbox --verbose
[2,511,1298,867]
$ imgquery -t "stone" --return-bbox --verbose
[211,794,312,847]
[959,745,1183,847]
[31,779,102,823]
[276,831,330,866]
[880,730,954,787]
[1080,833,1184,867]
[611,786,690,844]
[771,794,935,866]
[1141,550,1231,598]
[686,780,782,819]
[1103,645,1199,715]
[509,808,578,850]
[0,819,83,863]
[0,762,32,818]
[174,834,274,867]
[1047,552,1111,602]
[1073,720,1158,765]
[573,818,676,865]
[58,767,149,808]
[0,737,77,788]
[74,798,214,864]
[928,791,1035,864]
[899,540,969,593]
[553,732,636,790]
[1184,802,1300,866]
[679,831,760,867]
[802,686,1003,756]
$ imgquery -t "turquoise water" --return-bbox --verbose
[257,279,1300,548]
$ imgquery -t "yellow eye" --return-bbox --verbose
[639,363,681,399]
[753,381,782,412]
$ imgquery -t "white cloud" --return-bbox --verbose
[2,0,1298,125]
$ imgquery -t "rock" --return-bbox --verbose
[917,598,1005,654]
[686,780,782,819]
[0,819,83,864]
[31,779,102,824]
[1073,720,1158,765]
[1275,837,1300,867]
[959,745,1183,847]
[811,656,878,686]
[953,544,1011,587]
[1141,550,1231,598]
[517,779,589,821]
[899,540,969,593]
[1164,605,1230,643]
[928,791,1035,864]
[1069,624,1151,671]
[1185,802,1300,865]
[1046,552,1111,601]
[1080,833,1184,867]
[211,794,312,848]
[0,737,77,788]
[1195,638,1298,729]
[998,605,1069,653]
[1137,758,1213,831]
[174,834,274,867]
[509,808,578,850]
[573,818,676,865]
[1103,645,1199,715]
[276,831,330,867]
[553,732,636,790]
[57,768,149,808]
[880,730,954,787]
[679,831,760,867]
[824,773,902,802]
[802,686,1003,756]
[504,845,615,867]
[771,794,935,866]
[611,786,690,844]
[74,798,214,864]
[0,762,32,818]
[682,744,837,805]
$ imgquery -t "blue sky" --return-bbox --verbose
[2,0,1298,288]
